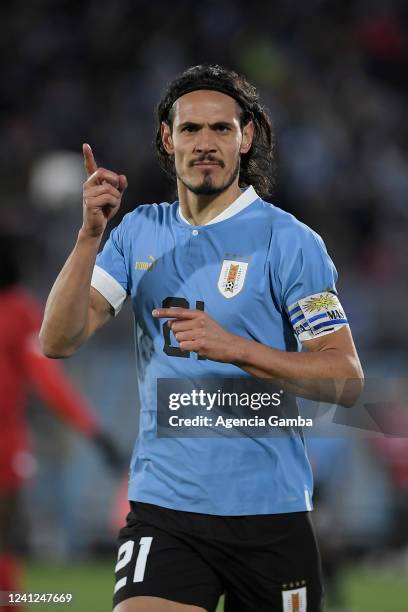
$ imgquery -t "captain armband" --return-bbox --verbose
[287,291,349,342]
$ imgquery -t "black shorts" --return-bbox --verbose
[113,502,323,612]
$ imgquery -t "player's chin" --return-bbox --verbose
[198,182,225,196]
[186,177,221,196]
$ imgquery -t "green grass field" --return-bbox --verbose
[22,560,407,612]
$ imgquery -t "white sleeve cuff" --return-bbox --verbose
[91,265,127,315]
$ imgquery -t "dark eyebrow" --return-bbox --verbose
[178,121,199,130]
[178,121,235,130]
[211,121,234,129]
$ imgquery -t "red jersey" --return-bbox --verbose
[0,288,41,432]
[0,287,99,491]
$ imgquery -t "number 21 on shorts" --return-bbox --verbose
[114,537,153,593]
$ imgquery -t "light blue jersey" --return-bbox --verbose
[91,186,348,515]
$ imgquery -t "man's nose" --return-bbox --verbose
[194,128,217,153]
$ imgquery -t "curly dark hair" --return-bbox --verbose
[155,64,275,199]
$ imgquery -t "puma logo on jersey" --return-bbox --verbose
[135,255,157,271]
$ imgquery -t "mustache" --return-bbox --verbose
[189,155,224,167]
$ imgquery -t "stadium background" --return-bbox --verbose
[1,0,408,610]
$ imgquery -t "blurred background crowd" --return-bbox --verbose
[1,0,407,609]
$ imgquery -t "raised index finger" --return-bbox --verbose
[152,308,201,319]
[83,143,98,177]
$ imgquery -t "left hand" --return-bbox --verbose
[152,307,241,362]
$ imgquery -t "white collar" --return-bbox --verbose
[178,185,259,226]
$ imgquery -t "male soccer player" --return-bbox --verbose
[40,65,363,612]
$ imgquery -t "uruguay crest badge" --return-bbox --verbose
[217,258,248,299]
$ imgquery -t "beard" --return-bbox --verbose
[177,157,240,196]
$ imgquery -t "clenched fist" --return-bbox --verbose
[82,143,128,238]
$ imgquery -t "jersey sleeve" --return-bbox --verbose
[273,224,349,343]
[91,223,129,315]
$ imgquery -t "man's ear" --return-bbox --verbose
[161,121,174,154]
[240,120,254,154]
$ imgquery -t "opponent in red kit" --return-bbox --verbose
[0,233,123,611]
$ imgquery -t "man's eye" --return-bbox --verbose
[182,126,197,132]
[216,126,230,133]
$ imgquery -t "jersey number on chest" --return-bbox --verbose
[162,296,206,360]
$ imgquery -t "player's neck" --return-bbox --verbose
[177,180,242,226]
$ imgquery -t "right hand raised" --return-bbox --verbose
[81,143,128,238]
